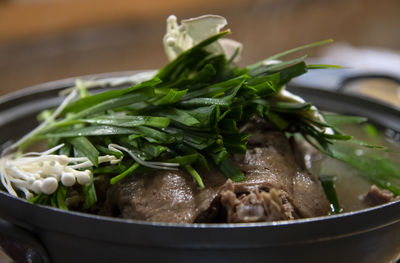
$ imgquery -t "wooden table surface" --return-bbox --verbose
[1,0,399,97]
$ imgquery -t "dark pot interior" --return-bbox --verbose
[0,73,399,263]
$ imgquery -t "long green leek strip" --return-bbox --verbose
[110,163,140,185]
[320,175,341,214]
[19,31,399,210]
[185,165,205,188]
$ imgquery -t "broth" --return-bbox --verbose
[316,123,400,212]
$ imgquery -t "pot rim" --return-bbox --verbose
[1,189,399,229]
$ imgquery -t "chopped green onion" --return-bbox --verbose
[320,175,341,214]
[185,165,204,188]
[110,162,140,184]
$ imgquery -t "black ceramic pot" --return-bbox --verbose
[0,72,399,263]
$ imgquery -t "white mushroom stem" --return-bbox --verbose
[0,144,122,199]
[21,143,65,157]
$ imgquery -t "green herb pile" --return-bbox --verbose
[9,31,399,211]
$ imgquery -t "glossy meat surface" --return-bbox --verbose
[103,131,330,223]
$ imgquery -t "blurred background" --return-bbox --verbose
[0,0,399,105]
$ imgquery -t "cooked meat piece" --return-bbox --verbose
[103,131,330,223]
[220,180,296,222]
[364,185,398,206]
[237,132,330,218]
[290,137,323,171]
[102,169,225,223]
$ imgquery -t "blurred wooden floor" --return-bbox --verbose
[0,0,400,96]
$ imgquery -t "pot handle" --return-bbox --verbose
[338,73,400,92]
[0,218,50,263]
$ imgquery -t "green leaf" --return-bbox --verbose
[82,181,97,209]
[58,143,72,156]
[364,124,379,138]
[270,102,312,113]
[178,97,231,108]
[156,31,230,81]
[249,55,307,77]
[319,175,341,214]
[181,130,218,150]
[29,186,68,210]
[153,89,188,105]
[219,118,238,133]
[68,137,99,166]
[173,144,209,170]
[348,139,386,150]
[37,109,53,123]
[168,154,199,166]
[95,144,124,158]
[185,165,205,188]
[110,162,140,184]
[325,142,400,195]
[182,75,249,100]
[156,107,200,126]
[136,126,176,144]
[243,74,279,97]
[265,111,289,130]
[184,105,218,129]
[69,89,155,120]
[179,76,245,108]
[323,133,352,140]
[323,113,367,127]
[216,157,246,182]
[76,79,90,98]
[224,142,247,154]
[80,115,170,128]
[63,77,161,114]
[47,126,140,138]
[222,105,242,121]
[55,185,68,210]
[93,162,128,175]
[277,62,308,86]
[209,146,229,165]
[308,64,342,69]
[28,193,47,205]
[268,39,333,60]
[140,141,168,158]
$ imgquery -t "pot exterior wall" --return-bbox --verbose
[37,221,400,263]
